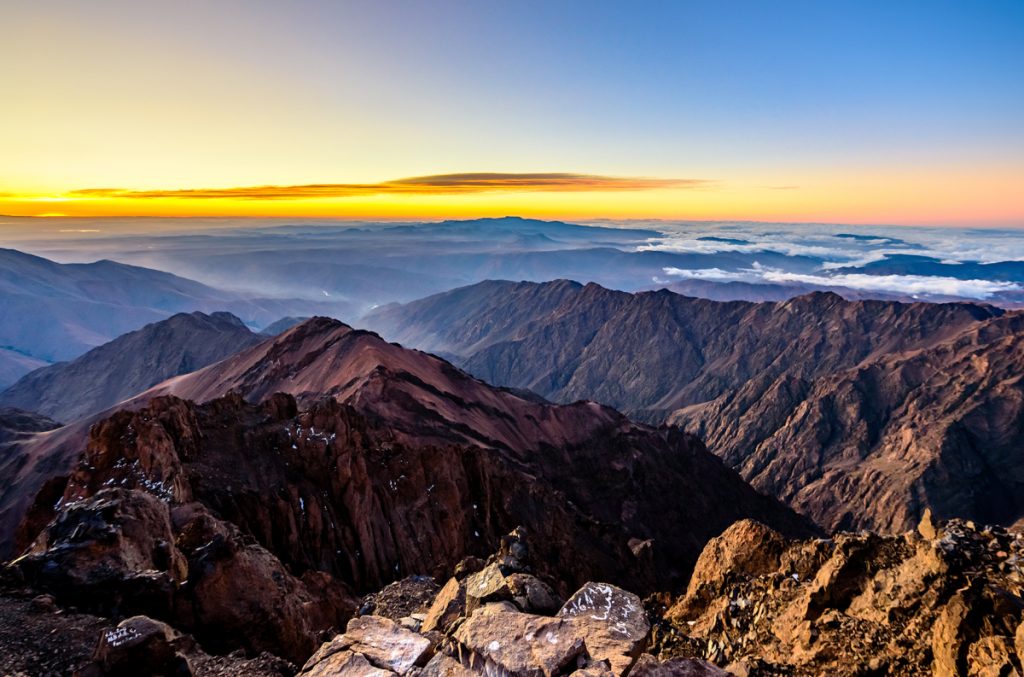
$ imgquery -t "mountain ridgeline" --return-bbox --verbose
[0,311,264,422]
[363,280,1024,532]
[6,317,811,663]
[0,283,1022,674]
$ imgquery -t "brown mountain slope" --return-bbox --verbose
[0,311,263,422]
[363,281,999,421]
[671,311,1024,532]
[7,318,811,579]
[360,280,1020,531]
[7,318,812,661]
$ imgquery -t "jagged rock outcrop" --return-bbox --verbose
[10,319,810,592]
[12,486,354,664]
[364,279,1024,532]
[673,311,1024,532]
[5,318,810,665]
[655,516,1024,675]
[298,531,675,677]
[296,530,742,677]
[0,311,263,423]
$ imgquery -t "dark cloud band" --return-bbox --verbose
[69,173,706,200]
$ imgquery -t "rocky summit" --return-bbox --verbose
[1,315,1020,676]
[0,317,812,673]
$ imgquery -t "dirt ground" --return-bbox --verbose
[0,591,297,677]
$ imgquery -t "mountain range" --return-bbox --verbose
[0,258,1021,673]
[0,248,353,386]
[364,280,1023,531]
[5,317,810,663]
[0,311,264,422]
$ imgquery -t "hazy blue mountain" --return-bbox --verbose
[0,311,264,422]
[0,248,354,363]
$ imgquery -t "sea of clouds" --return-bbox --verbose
[616,221,1024,299]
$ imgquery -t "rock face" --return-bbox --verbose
[656,516,1024,675]
[364,279,1024,532]
[0,311,264,422]
[13,318,810,594]
[7,318,809,665]
[13,486,353,664]
[673,311,1024,532]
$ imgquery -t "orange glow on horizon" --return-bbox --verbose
[1,166,1022,228]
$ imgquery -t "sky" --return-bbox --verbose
[1,0,1022,225]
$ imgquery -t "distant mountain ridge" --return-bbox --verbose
[0,311,264,422]
[0,248,353,367]
[362,280,1022,531]
[0,349,48,390]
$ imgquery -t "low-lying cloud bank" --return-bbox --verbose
[636,222,1024,267]
[663,265,1021,299]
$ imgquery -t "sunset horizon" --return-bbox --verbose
[4,3,1024,672]
[3,1,1022,227]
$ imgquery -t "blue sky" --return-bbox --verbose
[2,0,1022,224]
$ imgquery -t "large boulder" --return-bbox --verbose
[174,521,353,664]
[670,520,789,620]
[453,609,587,675]
[13,488,186,617]
[91,615,192,677]
[558,582,650,675]
[298,615,434,676]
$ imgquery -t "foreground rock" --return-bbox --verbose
[558,583,649,674]
[12,487,355,664]
[656,516,1024,675]
[298,615,434,676]
[8,517,1021,675]
[299,530,673,677]
[90,615,192,676]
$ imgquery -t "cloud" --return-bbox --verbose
[638,221,1024,267]
[663,267,740,281]
[766,271,1020,299]
[69,173,705,201]
[662,265,1020,299]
